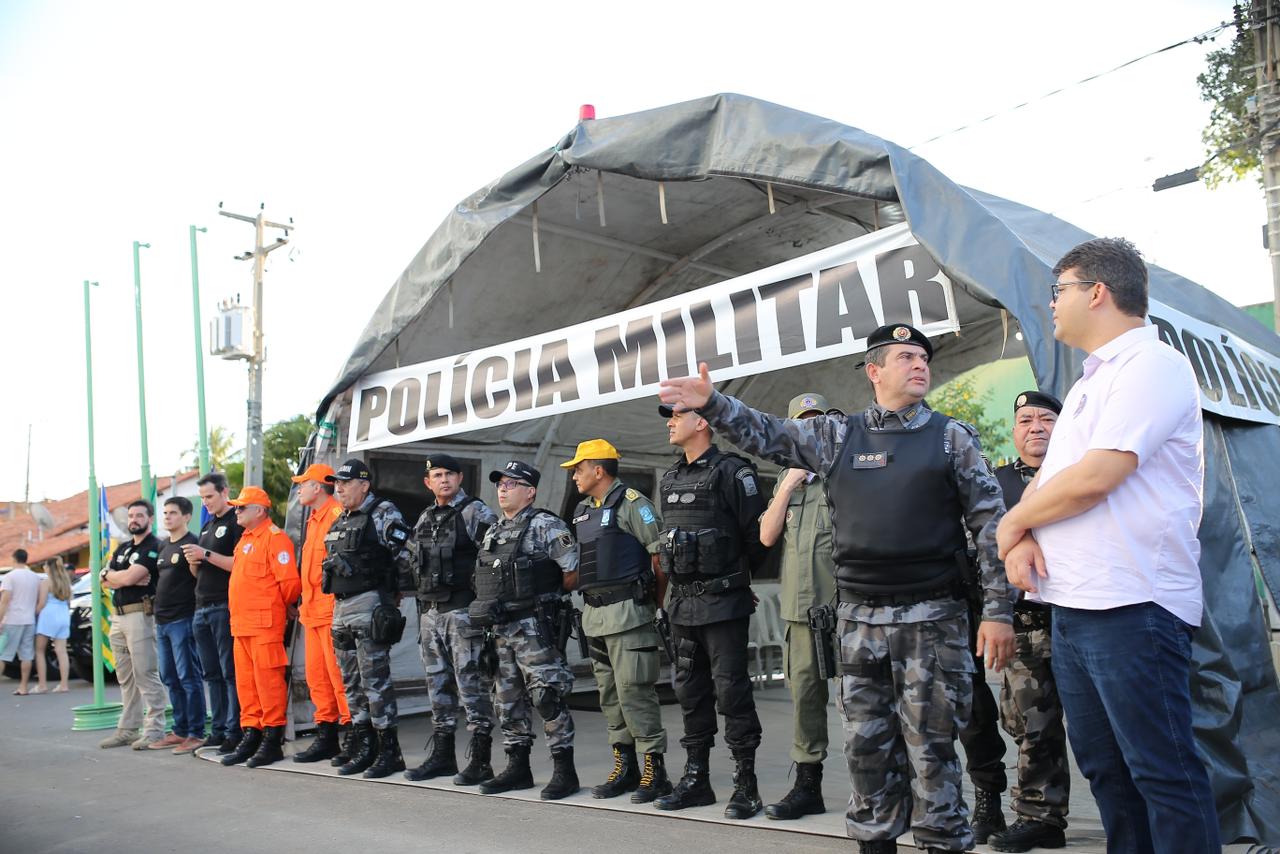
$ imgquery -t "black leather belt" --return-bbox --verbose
[837,582,963,608]
[669,571,748,599]
[582,584,640,608]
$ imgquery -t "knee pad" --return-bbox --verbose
[531,686,565,720]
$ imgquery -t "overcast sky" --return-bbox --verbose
[1,0,1266,502]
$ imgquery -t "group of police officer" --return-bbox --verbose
[202,322,1070,854]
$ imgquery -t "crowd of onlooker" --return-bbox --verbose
[0,548,73,694]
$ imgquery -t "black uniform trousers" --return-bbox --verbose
[958,604,1008,793]
[670,616,762,755]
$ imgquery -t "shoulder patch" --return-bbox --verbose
[556,531,575,550]
[624,488,640,501]
[735,468,759,497]
[639,505,656,525]
[277,551,290,564]
[270,524,282,534]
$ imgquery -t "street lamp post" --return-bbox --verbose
[132,241,155,516]
[190,226,210,476]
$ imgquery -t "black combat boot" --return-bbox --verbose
[336,723,377,776]
[723,752,763,820]
[330,724,354,767]
[405,730,457,781]
[479,743,534,794]
[198,732,224,751]
[540,747,580,800]
[989,817,1067,852]
[363,726,406,779]
[857,842,898,854]
[971,786,1007,844]
[453,731,495,786]
[293,722,341,763]
[592,743,640,799]
[219,727,262,766]
[218,728,243,755]
[653,744,715,810]
[631,752,673,803]
[246,725,286,768]
[764,761,826,820]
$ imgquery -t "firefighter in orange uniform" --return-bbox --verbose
[289,464,353,764]
[220,486,302,768]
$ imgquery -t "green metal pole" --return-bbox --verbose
[73,280,122,731]
[132,241,155,519]
[190,226,210,477]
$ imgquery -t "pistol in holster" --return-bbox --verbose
[807,603,838,681]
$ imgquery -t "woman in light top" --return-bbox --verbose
[33,561,73,693]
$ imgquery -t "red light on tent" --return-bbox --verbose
[579,104,596,121]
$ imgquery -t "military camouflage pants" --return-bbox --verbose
[332,590,398,729]
[418,602,495,735]
[836,609,975,851]
[493,614,574,751]
[999,625,1070,827]
[586,622,667,754]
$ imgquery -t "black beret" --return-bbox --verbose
[858,323,933,367]
[1013,390,1063,415]
[425,453,463,474]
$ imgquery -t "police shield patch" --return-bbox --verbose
[277,551,290,564]
[215,525,227,538]
[736,469,758,497]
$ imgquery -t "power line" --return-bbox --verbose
[909,20,1233,149]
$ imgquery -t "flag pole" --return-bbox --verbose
[73,280,122,731]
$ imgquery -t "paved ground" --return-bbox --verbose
[0,672,1213,854]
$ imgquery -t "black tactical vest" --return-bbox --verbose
[414,497,481,603]
[468,509,564,625]
[323,502,394,597]
[826,413,967,594]
[995,463,1030,509]
[573,487,649,592]
[657,449,749,579]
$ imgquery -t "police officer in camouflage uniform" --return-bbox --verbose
[759,392,839,822]
[324,458,414,780]
[988,391,1070,854]
[659,324,1016,854]
[405,453,500,785]
[652,405,768,820]
[560,439,673,803]
[470,460,581,801]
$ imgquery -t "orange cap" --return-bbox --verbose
[228,485,272,508]
[291,463,335,484]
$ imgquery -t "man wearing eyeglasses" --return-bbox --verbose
[218,486,301,768]
[470,460,581,801]
[659,323,1015,854]
[998,238,1219,853]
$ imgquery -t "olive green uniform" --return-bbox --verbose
[771,473,837,764]
[578,480,668,754]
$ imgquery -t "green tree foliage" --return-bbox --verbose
[223,415,314,524]
[183,425,236,472]
[1198,18,1259,188]
[928,377,1011,465]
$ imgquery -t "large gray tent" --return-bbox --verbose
[313,93,1280,841]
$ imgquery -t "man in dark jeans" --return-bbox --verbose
[152,496,206,754]
[182,472,242,753]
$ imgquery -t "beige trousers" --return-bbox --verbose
[109,610,168,738]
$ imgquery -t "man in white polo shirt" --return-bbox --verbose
[996,237,1219,853]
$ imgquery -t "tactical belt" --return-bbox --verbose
[582,580,645,609]
[837,581,963,608]
[115,596,155,617]
[669,571,748,599]
[1014,604,1052,632]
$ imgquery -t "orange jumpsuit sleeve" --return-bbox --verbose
[267,529,303,605]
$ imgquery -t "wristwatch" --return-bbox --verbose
[203,549,211,559]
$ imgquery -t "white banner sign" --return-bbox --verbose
[349,223,960,451]
[1149,299,1280,426]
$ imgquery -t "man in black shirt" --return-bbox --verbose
[150,497,206,755]
[182,472,243,752]
[652,405,768,820]
[98,500,169,750]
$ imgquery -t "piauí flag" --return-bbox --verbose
[98,486,116,672]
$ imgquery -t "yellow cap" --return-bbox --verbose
[560,439,622,469]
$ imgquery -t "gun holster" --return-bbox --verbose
[370,603,406,645]
[807,604,838,681]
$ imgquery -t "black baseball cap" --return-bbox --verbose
[488,459,540,487]
[856,323,934,368]
[1013,390,1063,415]
[425,453,463,474]
[328,458,371,482]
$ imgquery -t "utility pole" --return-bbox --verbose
[1251,0,1280,331]
[218,205,291,487]
[189,225,210,477]
[132,241,156,517]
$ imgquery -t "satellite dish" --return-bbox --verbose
[30,503,55,531]
[111,506,129,533]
